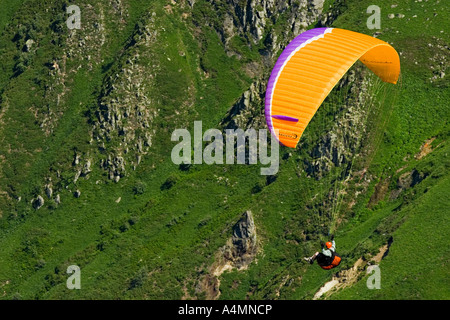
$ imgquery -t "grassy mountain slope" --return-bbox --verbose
[0,0,448,300]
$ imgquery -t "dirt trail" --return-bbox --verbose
[415,137,435,159]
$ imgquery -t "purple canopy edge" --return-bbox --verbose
[264,27,332,145]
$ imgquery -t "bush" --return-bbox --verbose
[251,182,263,194]
[133,181,147,195]
[161,173,180,191]
[129,266,148,289]
[13,61,27,75]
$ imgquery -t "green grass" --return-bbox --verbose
[0,0,448,300]
[0,0,26,32]
[332,173,450,299]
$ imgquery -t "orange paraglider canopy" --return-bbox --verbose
[265,28,400,148]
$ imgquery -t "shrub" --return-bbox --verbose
[133,181,147,195]
[129,266,148,289]
[161,173,180,191]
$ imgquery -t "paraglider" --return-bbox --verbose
[304,235,341,270]
[266,28,401,270]
[265,27,400,148]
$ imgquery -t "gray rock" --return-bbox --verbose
[390,169,426,199]
[73,154,80,166]
[74,169,81,183]
[24,39,34,52]
[45,185,53,199]
[397,169,423,190]
[33,195,44,210]
[223,210,258,269]
[82,159,92,175]
[232,210,256,253]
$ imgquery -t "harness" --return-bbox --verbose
[317,251,341,270]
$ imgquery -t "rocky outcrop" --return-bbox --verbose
[390,169,427,200]
[223,210,258,269]
[24,39,35,52]
[199,210,258,299]
[100,155,126,183]
[44,184,53,199]
[316,0,345,27]
[427,38,448,84]
[55,194,61,205]
[214,0,325,48]
[32,195,44,210]
[91,13,159,181]
[221,80,266,130]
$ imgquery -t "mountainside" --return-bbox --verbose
[0,0,448,300]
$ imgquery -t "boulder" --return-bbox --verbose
[223,210,258,269]
[32,195,44,210]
